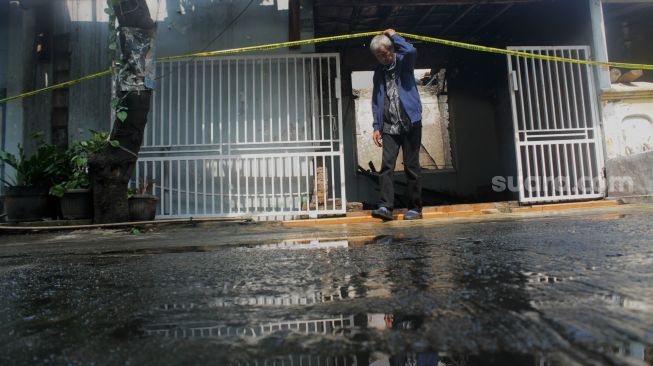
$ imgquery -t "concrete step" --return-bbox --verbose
[284,199,623,227]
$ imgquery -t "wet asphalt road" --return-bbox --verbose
[0,204,652,365]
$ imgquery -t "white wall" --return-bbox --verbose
[601,83,653,200]
[0,1,7,92]
[0,1,8,190]
[602,83,653,159]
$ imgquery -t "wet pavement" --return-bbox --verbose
[1,204,652,365]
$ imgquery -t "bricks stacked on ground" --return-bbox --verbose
[313,166,329,206]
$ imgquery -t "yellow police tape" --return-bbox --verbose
[0,68,111,104]
[2,30,652,104]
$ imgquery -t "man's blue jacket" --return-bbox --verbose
[372,34,422,132]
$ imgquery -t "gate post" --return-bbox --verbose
[589,0,611,91]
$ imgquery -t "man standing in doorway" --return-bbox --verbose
[370,29,423,221]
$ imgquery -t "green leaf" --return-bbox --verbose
[109,42,118,50]
[117,111,128,122]
[111,97,120,109]
[30,131,45,139]
[72,156,87,167]
[110,140,120,147]
[0,150,18,169]
[49,184,66,198]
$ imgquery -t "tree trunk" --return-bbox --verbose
[89,0,155,223]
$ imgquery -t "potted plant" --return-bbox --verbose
[128,179,158,221]
[0,133,66,222]
[49,148,91,220]
[49,131,118,220]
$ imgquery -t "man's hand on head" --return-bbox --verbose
[383,29,396,37]
[373,130,383,147]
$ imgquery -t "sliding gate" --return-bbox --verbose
[136,54,346,219]
[507,46,606,203]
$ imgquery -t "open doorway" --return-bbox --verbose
[351,68,454,174]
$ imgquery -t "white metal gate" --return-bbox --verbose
[136,54,346,219]
[507,46,606,203]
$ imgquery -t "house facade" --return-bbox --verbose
[1,0,652,219]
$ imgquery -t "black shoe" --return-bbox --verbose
[372,207,394,221]
[404,210,423,220]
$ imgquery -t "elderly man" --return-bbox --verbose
[370,29,423,221]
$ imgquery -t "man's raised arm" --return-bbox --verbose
[384,29,416,68]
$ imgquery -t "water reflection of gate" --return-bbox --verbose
[211,289,353,307]
[145,315,354,338]
[227,356,357,366]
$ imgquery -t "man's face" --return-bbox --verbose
[373,46,395,66]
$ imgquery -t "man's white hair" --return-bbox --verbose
[370,35,393,52]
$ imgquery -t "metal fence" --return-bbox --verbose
[136,54,346,219]
[507,46,606,203]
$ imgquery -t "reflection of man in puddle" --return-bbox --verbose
[370,29,423,222]
[368,313,439,366]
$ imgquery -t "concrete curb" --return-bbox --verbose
[282,199,624,227]
[0,217,252,233]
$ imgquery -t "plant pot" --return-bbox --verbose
[60,188,93,220]
[3,186,51,222]
[128,194,159,222]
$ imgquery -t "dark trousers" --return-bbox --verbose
[379,122,422,211]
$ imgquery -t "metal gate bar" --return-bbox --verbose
[507,46,605,203]
[137,54,346,218]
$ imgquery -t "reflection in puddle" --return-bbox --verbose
[158,285,357,308]
[146,314,355,338]
[253,239,350,250]
[209,288,354,307]
[524,272,568,284]
[532,290,653,312]
[605,294,653,311]
[95,236,383,256]
[138,236,653,366]
[586,213,628,221]
[145,313,652,365]
[228,355,357,366]
[247,236,382,250]
[145,313,422,340]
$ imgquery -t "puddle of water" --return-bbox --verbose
[2,211,653,365]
